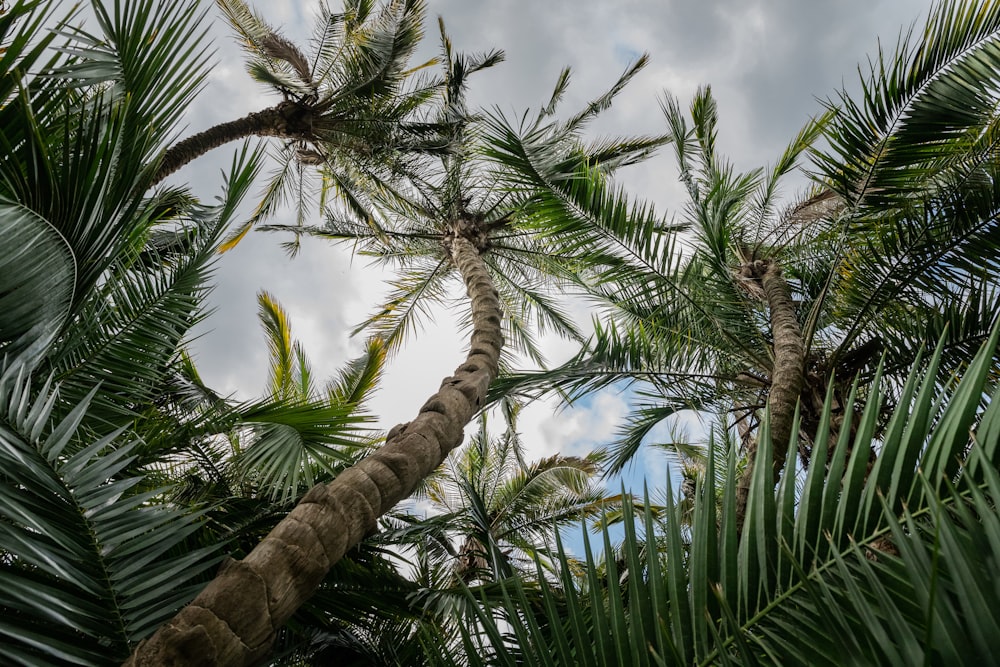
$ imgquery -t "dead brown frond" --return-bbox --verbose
[262,33,313,87]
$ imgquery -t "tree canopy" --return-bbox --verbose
[1,0,999,665]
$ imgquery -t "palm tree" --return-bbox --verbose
[488,0,1000,524]
[165,296,453,664]
[0,1,279,662]
[127,23,658,664]
[388,406,605,585]
[151,0,437,251]
[0,2,403,663]
[456,329,1000,665]
[486,84,825,521]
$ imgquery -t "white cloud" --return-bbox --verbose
[180,0,938,479]
[517,390,630,460]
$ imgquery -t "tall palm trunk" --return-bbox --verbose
[125,234,502,666]
[735,261,805,527]
[152,101,314,185]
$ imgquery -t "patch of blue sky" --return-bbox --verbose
[550,383,718,559]
[613,43,643,65]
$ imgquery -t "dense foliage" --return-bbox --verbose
[0,0,998,665]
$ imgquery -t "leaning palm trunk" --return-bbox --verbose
[152,101,314,185]
[735,260,805,526]
[125,234,502,666]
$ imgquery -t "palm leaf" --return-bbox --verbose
[0,366,222,665]
[0,203,75,367]
[326,336,387,407]
[455,326,1000,665]
[43,146,262,429]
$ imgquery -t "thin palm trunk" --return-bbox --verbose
[735,261,805,526]
[125,234,502,666]
[152,101,313,185]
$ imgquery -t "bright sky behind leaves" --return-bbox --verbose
[182,0,938,486]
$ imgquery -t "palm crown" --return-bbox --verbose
[268,24,667,374]
[488,0,1000,489]
[396,405,604,584]
[155,0,439,252]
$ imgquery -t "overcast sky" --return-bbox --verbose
[177,0,939,484]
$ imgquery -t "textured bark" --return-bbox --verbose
[735,261,805,527]
[801,375,874,473]
[152,101,315,186]
[125,235,502,666]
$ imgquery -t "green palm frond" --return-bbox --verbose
[0,1,74,191]
[333,0,427,101]
[810,0,1000,375]
[455,326,1000,666]
[326,336,387,407]
[226,292,384,504]
[307,1,351,85]
[561,55,649,137]
[817,0,1000,206]
[257,290,299,402]
[483,110,677,279]
[492,465,609,567]
[234,398,370,504]
[603,396,715,477]
[43,147,261,429]
[1,1,247,402]
[197,0,442,251]
[484,90,789,410]
[746,112,834,250]
[0,366,222,665]
[217,0,317,98]
[353,257,455,352]
[2,88,137,298]
[224,142,325,252]
[215,0,273,59]
[0,202,76,368]
[53,0,212,169]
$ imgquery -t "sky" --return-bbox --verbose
[175,0,940,488]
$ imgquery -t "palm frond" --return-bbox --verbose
[326,336,387,407]
[817,0,1000,207]
[233,398,371,504]
[456,326,1000,665]
[257,290,298,402]
[44,146,262,428]
[0,366,222,664]
[0,202,76,367]
[562,54,649,136]
[352,257,454,352]
[54,0,212,167]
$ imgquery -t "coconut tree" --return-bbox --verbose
[126,23,659,664]
[487,0,1000,524]
[385,405,606,585]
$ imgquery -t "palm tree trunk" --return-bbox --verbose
[152,101,313,186]
[124,235,502,666]
[735,261,805,527]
